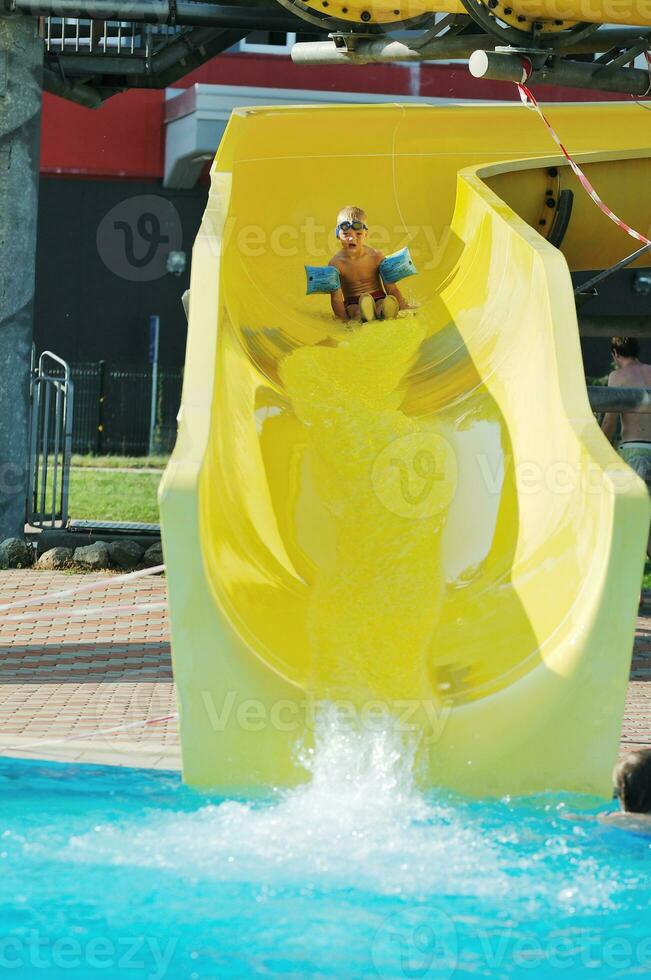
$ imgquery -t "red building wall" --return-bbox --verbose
[40,52,615,180]
[40,89,165,179]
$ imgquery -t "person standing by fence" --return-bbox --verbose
[601,336,651,558]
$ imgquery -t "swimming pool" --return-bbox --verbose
[1,721,649,979]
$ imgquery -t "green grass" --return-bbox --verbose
[70,454,169,470]
[67,468,161,523]
[643,561,651,591]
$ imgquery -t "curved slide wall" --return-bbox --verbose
[159,103,650,796]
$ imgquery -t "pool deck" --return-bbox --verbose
[0,569,650,772]
[0,569,179,770]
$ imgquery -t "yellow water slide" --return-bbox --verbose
[288,0,651,30]
[286,0,651,34]
[159,103,651,797]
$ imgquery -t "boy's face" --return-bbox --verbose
[337,220,368,251]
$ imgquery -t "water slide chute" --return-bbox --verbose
[159,103,651,796]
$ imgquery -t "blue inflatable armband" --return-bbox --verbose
[379,247,417,284]
[305,265,341,295]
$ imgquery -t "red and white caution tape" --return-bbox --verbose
[0,563,165,614]
[0,712,178,753]
[516,58,651,248]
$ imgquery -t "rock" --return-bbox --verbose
[108,539,144,570]
[74,542,110,570]
[37,546,73,570]
[0,537,34,569]
[143,540,163,567]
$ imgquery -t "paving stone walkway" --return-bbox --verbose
[0,569,649,773]
[622,598,651,756]
[0,568,178,769]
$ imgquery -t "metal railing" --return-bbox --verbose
[43,360,183,456]
[27,351,75,529]
[588,387,651,414]
[41,17,183,56]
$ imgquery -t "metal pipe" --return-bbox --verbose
[39,381,51,521]
[10,0,324,31]
[42,67,103,108]
[60,377,74,526]
[126,24,243,87]
[293,34,499,64]
[56,54,145,74]
[292,28,651,64]
[51,382,62,523]
[588,387,651,413]
[580,316,651,337]
[469,48,651,95]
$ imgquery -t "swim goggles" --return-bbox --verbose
[336,220,368,236]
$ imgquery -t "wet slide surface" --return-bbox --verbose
[160,103,650,796]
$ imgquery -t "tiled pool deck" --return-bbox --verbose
[0,569,178,770]
[0,569,649,772]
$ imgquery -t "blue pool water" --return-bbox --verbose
[1,723,650,979]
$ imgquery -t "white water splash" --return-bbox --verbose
[64,706,504,898]
[59,706,624,911]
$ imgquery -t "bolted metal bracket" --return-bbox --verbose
[330,31,374,51]
[494,44,550,70]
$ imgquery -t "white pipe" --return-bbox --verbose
[0,563,165,613]
[0,712,178,753]
[292,28,651,64]
[3,601,167,623]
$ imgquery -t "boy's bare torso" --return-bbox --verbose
[329,246,384,300]
[610,362,651,441]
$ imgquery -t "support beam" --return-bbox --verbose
[42,67,103,108]
[0,14,42,540]
[9,0,323,31]
[142,27,246,87]
[292,34,495,64]
[575,243,651,297]
[588,387,651,413]
[579,316,651,337]
[292,28,650,64]
[469,48,651,96]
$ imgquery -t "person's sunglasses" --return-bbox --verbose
[336,220,367,235]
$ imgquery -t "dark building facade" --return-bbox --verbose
[35,177,205,367]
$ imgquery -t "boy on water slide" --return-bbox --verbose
[327,206,409,323]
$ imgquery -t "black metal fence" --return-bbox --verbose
[60,361,183,455]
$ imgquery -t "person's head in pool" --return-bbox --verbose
[335,206,368,252]
[614,749,651,814]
